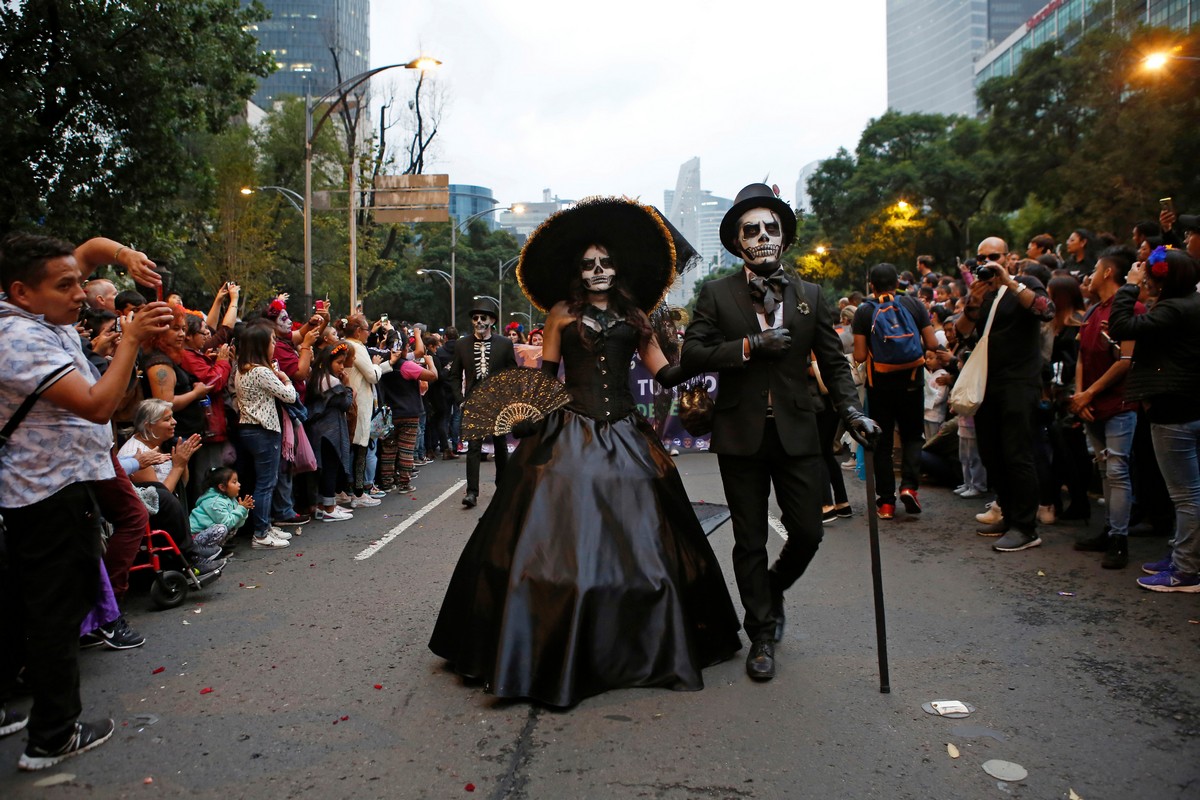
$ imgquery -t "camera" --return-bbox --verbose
[976,263,996,281]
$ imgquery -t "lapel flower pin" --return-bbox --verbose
[797,301,811,315]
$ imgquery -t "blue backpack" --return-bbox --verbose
[867,294,924,380]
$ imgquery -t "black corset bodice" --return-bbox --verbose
[560,316,639,421]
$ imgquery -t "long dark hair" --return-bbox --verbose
[565,240,652,347]
[309,342,348,395]
[236,321,274,371]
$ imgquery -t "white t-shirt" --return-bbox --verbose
[117,437,172,484]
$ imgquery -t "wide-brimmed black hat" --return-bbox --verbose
[517,197,678,313]
[469,297,499,320]
[719,183,797,256]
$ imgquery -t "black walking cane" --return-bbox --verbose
[851,429,891,693]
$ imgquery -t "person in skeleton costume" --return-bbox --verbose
[448,297,517,507]
[682,183,879,682]
[430,197,741,708]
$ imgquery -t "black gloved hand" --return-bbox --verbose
[845,410,881,449]
[748,328,792,358]
[654,364,688,389]
[510,418,539,439]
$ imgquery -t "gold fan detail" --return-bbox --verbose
[461,368,573,439]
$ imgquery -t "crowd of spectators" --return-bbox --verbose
[826,206,1200,594]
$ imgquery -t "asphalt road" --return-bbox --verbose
[1,452,1197,799]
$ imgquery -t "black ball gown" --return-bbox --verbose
[429,315,742,707]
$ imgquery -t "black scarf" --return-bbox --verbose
[747,268,789,326]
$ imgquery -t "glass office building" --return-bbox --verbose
[975,0,1198,86]
[244,0,370,108]
[449,185,499,232]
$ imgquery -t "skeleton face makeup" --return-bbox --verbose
[737,209,783,271]
[274,310,291,336]
[580,245,616,293]
[471,312,495,338]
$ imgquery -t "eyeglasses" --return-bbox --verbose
[470,314,493,322]
[976,252,1007,262]
[579,256,613,270]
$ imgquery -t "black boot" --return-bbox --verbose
[462,491,478,508]
[1101,535,1129,569]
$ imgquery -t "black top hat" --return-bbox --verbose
[469,297,499,320]
[719,183,797,256]
[1177,214,1200,233]
[517,196,678,313]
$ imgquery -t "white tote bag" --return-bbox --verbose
[949,285,1007,417]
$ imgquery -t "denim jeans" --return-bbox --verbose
[1150,419,1200,575]
[365,438,379,489]
[1084,411,1137,537]
[239,426,281,536]
[271,461,296,522]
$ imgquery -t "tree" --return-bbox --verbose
[0,0,274,244]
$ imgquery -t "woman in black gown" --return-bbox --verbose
[429,197,741,707]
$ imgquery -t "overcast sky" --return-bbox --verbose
[370,0,887,208]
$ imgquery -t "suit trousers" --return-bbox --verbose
[466,435,509,494]
[718,419,824,642]
[2,482,102,748]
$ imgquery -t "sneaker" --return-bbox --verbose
[18,719,115,771]
[952,484,968,495]
[1037,504,1057,525]
[840,459,857,471]
[351,494,381,508]
[899,489,922,514]
[190,543,223,562]
[79,631,106,649]
[334,491,354,505]
[976,502,1003,525]
[877,503,895,520]
[959,488,984,499]
[1142,555,1174,575]
[191,558,227,576]
[414,458,432,466]
[315,506,353,522]
[251,534,290,549]
[272,513,310,527]
[366,486,388,500]
[993,530,1042,552]
[394,484,416,494]
[265,526,292,540]
[87,616,145,651]
[1,708,29,737]
[1137,569,1200,593]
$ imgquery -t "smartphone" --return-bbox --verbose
[315,300,326,312]
[1160,197,1175,216]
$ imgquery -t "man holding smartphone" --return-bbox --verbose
[955,236,1055,552]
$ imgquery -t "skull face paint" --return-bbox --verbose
[580,245,616,293]
[737,209,783,270]
[471,313,495,338]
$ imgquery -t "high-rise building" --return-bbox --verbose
[886,0,1045,116]
[975,0,1199,88]
[664,158,733,307]
[497,189,574,240]
[244,0,370,108]
[794,161,822,214]
[449,185,499,232]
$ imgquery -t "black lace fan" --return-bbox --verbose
[461,368,573,439]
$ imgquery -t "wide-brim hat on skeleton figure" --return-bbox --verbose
[719,183,797,256]
[517,196,696,313]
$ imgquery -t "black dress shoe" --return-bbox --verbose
[746,640,775,681]
[771,594,785,642]
[462,492,478,508]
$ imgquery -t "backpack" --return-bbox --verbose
[866,293,925,380]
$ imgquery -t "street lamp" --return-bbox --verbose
[509,311,532,324]
[1143,51,1200,70]
[240,185,304,215]
[304,57,441,313]
[473,294,500,305]
[449,204,523,328]
[497,255,520,322]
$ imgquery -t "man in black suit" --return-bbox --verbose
[682,183,878,681]
[449,299,517,507]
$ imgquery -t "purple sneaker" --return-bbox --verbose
[1137,569,1200,593]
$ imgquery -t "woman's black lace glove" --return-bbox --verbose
[654,364,689,389]
[540,359,560,378]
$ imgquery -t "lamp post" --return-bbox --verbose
[416,269,453,323]
[304,57,441,314]
[241,185,305,215]
[508,311,532,324]
[497,255,520,322]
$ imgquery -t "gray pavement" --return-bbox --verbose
[1,452,1198,799]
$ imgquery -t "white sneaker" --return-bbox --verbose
[334,491,354,505]
[952,485,968,495]
[251,534,290,549]
[960,487,984,499]
[351,494,381,508]
[976,502,1003,525]
[265,526,292,540]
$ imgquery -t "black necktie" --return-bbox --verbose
[748,269,789,326]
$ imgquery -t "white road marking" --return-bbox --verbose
[354,480,467,561]
[768,514,788,541]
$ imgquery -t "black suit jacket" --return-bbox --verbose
[448,334,517,405]
[681,271,860,457]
